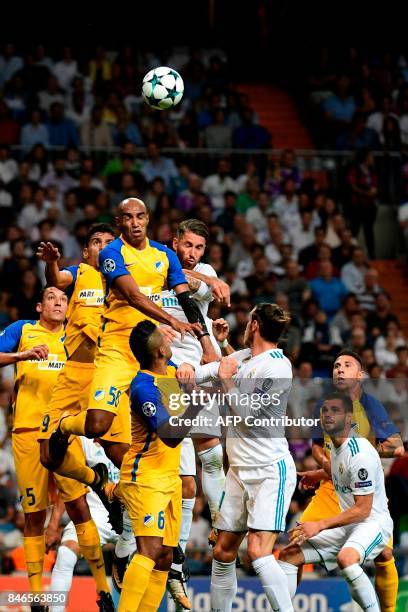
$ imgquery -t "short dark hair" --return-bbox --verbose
[85,223,115,246]
[323,391,353,413]
[177,219,209,241]
[335,349,363,369]
[129,320,158,369]
[251,303,290,343]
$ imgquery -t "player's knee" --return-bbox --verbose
[85,411,112,438]
[181,475,196,499]
[24,510,46,536]
[199,443,224,473]
[279,544,300,564]
[337,547,359,569]
[214,542,237,564]
[375,547,393,563]
[65,495,91,524]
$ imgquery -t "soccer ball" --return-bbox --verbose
[142,66,184,110]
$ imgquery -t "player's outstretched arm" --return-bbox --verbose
[377,434,405,458]
[183,269,231,306]
[0,345,49,367]
[36,241,73,289]
[113,275,201,338]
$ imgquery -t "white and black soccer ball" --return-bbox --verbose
[142,66,184,110]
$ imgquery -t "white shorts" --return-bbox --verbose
[216,454,296,532]
[179,438,197,476]
[189,396,222,438]
[302,519,393,571]
[61,507,118,547]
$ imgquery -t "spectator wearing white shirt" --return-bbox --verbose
[358,268,382,313]
[38,75,65,113]
[245,190,271,233]
[141,141,179,190]
[0,145,18,185]
[341,246,368,294]
[0,43,23,87]
[20,109,49,152]
[40,157,78,197]
[53,46,78,92]
[367,95,399,141]
[202,157,238,211]
[374,321,407,370]
[289,209,316,254]
[272,177,300,233]
[17,187,49,236]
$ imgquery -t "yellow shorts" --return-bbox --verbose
[300,480,393,549]
[116,477,182,546]
[88,332,138,416]
[39,359,131,446]
[12,430,86,511]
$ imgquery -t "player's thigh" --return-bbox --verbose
[179,438,197,477]
[116,479,180,540]
[39,362,95,440]
[301,526,348,571]
[163,477,182,547]
[344,520,393,565]
[88,343,137,415]
[54,436,89,503]
[12,431,49,513]
[300,480,341,522]
[246,455,296,532]
[215,468,247,533]
[99,390,131,445]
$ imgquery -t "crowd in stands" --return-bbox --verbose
[0,45,407,578]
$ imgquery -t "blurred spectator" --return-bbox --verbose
[233,106,271,149]
[340,246,368,294]
[38,75,65,113]
[141,142,178,189]
[367,95,398,139]
[81,105,113,149]
[272,178,299,233]
[374,321,406,369]
[89,45,111,93]
[0,43,23,87]
[17,187,49,235]
[0,100,20,145]
[202,108,232,148]
[298,226,326,270]
[202,158,238,211]
[322,75,356,142]
[71,173,101,208]
[366,292,400,337]
[331,227,356,268]
[40,156,78,196]
[20,108,49,151]
[46,102,79,148]
[363,363,390,405]
[336,112,379,150]
[0,145,18,186]
[345,148,378,258]
[386,345,408,378]
[305,243,337,280]
[60,191,85,232]
[310,261,349,318]
[235,178,259,214]
[112,105,142,147]
[245,190,270,233]
[275,260,310,318]
[358,268,382,312]
[330,293,360,343]
[53,46,78,92]
[349,326,368,355]
[10,269,42,319]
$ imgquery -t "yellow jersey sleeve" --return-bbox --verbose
[99,236,186,333]
[64,262,106,357]
[0,320,66,430]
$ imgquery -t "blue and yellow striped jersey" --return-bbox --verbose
[121,362,184,483]
[0,320,66,430]
[99,235,186,332]
[63,262,106,358]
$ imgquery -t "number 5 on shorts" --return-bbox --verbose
[107,386,122,407]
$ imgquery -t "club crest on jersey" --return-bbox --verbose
[94,389,105,401]
[262,379,273,391]
[155,261,163,270]
[358,468,368,481]
[339,463,344,474]
[143,514,154,527]
[142,402,156,417]
[103,258,116,273]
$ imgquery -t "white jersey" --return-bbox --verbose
[220,347,293,471]
[330,436,392,528]
[80,437,120,513]
[161,261,221,366]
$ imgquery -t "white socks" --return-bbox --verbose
[341,563,380,611]
[252,555,294,612]
[210,559,237,612]
[198,444,225,521]
[171,497,195,573]
[50,545,78,612]
[278,560,299,599]
[115,510,136,559]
